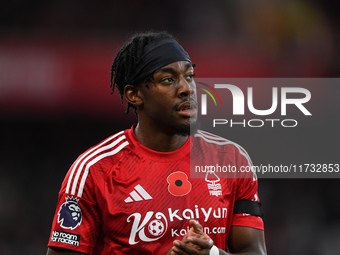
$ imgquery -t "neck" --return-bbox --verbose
[134,123,188,152]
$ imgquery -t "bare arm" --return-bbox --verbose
[46,247,88,255]
[225,226,267,255]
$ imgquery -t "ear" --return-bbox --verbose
[124,85,143,108]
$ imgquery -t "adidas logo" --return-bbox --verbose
[124,184,152,203]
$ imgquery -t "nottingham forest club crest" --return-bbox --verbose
[58,197,82,230]
[205,171,223,197]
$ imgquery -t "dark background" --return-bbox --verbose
[1,1,339,254]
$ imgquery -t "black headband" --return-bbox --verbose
[128,38,192,84]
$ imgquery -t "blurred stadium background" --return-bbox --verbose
[0,1,339,254]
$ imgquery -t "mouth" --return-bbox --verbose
[176,100,197,118]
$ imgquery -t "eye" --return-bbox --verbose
[186,73,195,82]
[161,77,174,84]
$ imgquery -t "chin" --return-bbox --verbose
[175,121,199,136]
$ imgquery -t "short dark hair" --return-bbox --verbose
[110,31,174,114]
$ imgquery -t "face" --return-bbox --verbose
[139,61,198,136]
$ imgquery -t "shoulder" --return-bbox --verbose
[63,129,132,197]
[193,130,252,163]
[194,130,244,150]
[193,130,257,180]
[77,129,131,165]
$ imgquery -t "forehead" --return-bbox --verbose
[154,61,193,74]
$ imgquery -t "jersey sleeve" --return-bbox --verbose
[231,144,264,230]
[47,159,101,254]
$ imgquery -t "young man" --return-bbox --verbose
[46,32,266,255]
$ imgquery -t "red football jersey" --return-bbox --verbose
[48,126,263,254]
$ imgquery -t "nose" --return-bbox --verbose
[178,76,195,98]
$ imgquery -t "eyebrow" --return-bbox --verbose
[156,63,193,74]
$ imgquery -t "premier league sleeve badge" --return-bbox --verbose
[57,197,82,230]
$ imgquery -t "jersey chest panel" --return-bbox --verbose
[98,154,236,253]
